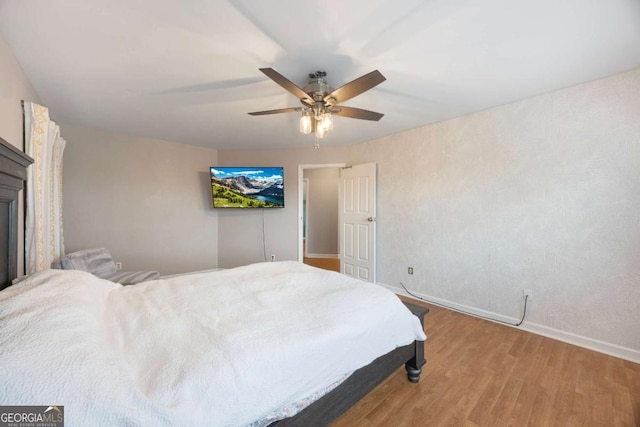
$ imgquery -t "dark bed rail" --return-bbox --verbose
[272,301,428,426]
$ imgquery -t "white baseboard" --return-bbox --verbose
[305,253,339,259]
[383,283,640,365]
[520,322,640,364]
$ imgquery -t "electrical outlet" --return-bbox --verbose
[408,267,414,275]
[271,254,276,262]
[115,262,123,270]
[523,289,533,301]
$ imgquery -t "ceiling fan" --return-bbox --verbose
[249,68,386,146]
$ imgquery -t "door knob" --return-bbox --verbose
[367,217,376,222]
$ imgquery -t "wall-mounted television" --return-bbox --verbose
[211,166,284,208]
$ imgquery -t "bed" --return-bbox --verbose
[0,136,428,426]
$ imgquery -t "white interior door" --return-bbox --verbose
[339,163,376,282]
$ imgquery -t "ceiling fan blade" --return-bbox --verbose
[259,68,314,105]
[324,70,386,106]
[248,107,302,116]
[333,106,384,121]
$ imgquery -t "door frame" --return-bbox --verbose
[302,178,309,255]
[297,163,346,262]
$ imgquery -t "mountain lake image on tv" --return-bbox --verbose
[211,167,284,208]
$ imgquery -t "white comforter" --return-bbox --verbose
[0,261,426,426]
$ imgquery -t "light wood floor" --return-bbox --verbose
[333,297,640,427]
[303,256,340,272]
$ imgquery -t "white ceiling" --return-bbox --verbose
[1,0,639,150]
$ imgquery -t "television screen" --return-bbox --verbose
[210,166,284,208]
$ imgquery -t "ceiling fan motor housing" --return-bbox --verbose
[304,76,333,100]
[303,72,335,117]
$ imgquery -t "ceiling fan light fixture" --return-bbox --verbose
[299,113,312,134]
[316,124,328,139]
[321,112,333,131]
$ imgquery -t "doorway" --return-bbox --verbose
[298,164,344,272]
[298,162,378,280]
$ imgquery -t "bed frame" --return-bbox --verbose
[273,301,428,426]
[0,134,426,425]
[0,136,33,290]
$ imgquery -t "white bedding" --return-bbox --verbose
[0,261,426,426]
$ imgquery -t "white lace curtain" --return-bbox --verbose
[23,101,66,274]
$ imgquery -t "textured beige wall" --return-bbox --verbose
[349,69,640,353]
[304,167,339,256]
[0,35,40,148]
[61,124,219,275]
[0,34,41,276]
[217,146,349,267]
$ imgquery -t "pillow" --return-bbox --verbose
[59,248,117,278]
[102,270,160,285]
[61,254,88,271]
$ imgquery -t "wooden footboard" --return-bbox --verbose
[272,301,428,426]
